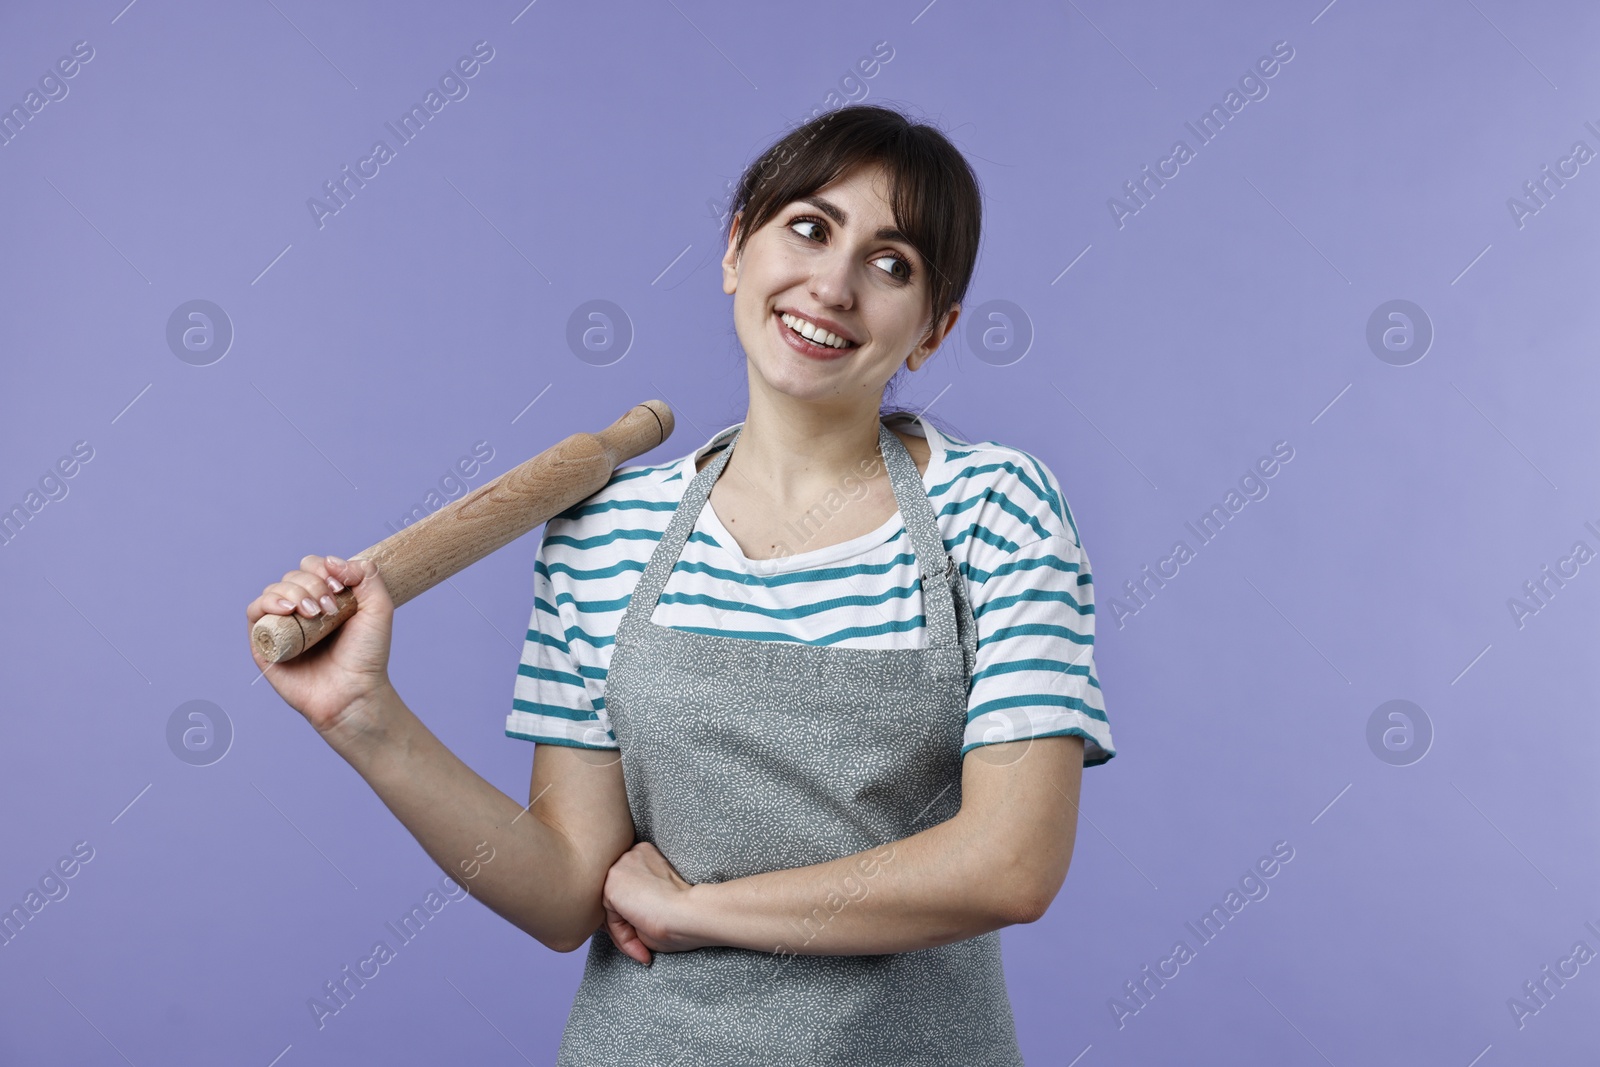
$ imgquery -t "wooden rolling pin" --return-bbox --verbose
[251,399,674,663]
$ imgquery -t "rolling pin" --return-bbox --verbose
[251,399,674,663]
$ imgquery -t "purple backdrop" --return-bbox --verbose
[3,0,1597,1063]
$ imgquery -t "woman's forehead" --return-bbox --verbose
[814,161,897,201]
[787,173,904,232]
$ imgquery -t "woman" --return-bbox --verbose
[247,104,1115,1065]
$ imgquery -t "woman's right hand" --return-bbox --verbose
[246,554,396,744]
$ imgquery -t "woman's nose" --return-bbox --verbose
[808,252,856,308]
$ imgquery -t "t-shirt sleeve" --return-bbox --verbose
[962,531,1115,766]
[504,524,618,750]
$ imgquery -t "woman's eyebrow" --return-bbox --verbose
[799,195,910,245]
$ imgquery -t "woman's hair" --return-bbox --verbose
[725,104,982,440]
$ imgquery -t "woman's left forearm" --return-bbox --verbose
[603,739,1083,962]
[677,810,1043,957]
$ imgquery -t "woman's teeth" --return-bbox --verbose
[781,312,854,350]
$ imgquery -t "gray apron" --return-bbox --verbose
[556,422,1026,1066]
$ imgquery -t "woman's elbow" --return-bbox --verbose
[544,929,593,955]
[527,814,626,953]
[989,850,1071,926]
[521,905,601,954]
[506,873,606,954]
[1003,886,1055,926]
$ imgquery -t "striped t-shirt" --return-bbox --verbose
[505,412,1114,766]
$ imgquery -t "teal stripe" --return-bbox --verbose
[559,623,619,651]
[979,622,1093,648]
[542,525,746,554]
[658,582,921,622]
[553,553,937,617]
[546,526,666,551]
[515,662,586,689]
[611,463,675,483]
[663,614,929,645]
[973,586,1090,621]
[521,626,569,653]
[967,691,1109,724]
[554,590,633,615]
[945,524,1022,554]
[543,557,647,582]
[663,551,918,588]
[971,657,1101,690]
[548,574,1091,650]
[511,697,597,722]
[975,550,1084,585]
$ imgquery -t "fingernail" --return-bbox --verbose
[300,598,321,616]
[320,595,338,615]
[276,598,296,611]
[325,573,344,593]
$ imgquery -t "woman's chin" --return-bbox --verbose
[747,358,844,402]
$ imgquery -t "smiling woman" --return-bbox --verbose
[246,103,1114,1067]
[514,105,1112,1066]
[723,104,981,375]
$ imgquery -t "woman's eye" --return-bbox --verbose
[871,253,912,282]
[789,218,825,241]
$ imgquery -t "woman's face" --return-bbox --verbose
[720,162,959,407]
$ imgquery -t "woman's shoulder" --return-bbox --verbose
[894,412,1082,552]
[541,451,690,552]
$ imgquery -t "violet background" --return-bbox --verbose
[2,0,1597,1063]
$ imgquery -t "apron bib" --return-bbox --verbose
[555,421,1025,1066]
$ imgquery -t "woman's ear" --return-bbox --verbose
[721,212,743,296]
[907,302,961,370]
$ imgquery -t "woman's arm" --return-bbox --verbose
[336,685,635,953]
[603,734,1085,962]
[247,554,634,955]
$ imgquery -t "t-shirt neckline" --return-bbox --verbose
[682,414,940,575]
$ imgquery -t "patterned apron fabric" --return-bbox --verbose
[555,422,1026,1066]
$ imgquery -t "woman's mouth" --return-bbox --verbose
[774,310,858,361]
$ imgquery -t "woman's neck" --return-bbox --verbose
[713,397,890,511]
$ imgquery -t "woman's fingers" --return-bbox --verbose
[245,558,351,627]
[297,554,346,597]
[275,569,338,616]
[325,555,369,591]
[246,581,316,620]
[605,904,652,966]
[247,590,292,626]
[246,552,385,631]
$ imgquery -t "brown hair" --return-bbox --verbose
[725,103,982,434]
